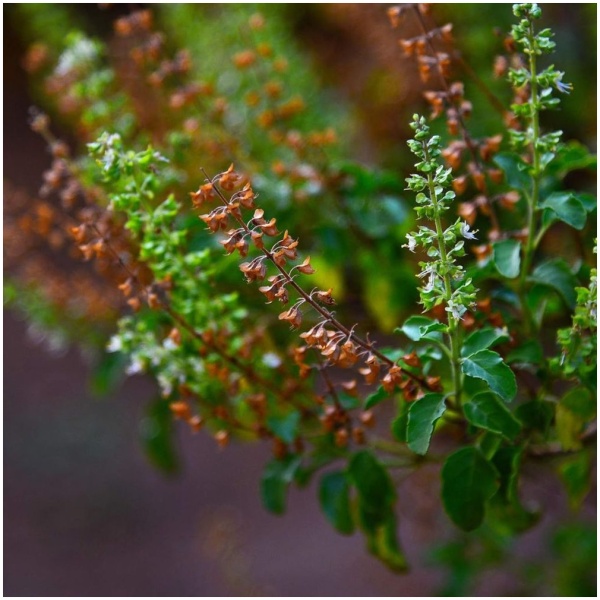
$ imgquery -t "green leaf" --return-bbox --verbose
[555,388,596,452]
[490,446,539,532]
[461,327,510,358]
[360,510,407,573]
[573,192,597,213]
[561,387,596,421]
[477,432,502,460]
[406,393,446,455]
[267,411,301,444]
[506,340,543,365]
[260,455,302,515]
[89,350,127,396]
[525,284,550,328]
[338,391,360,410]
[539,192,587,230]
[493,152,530,190]
[549,141,597,177]
[529,259,578,308]
[492,239,521,279]
[398,315,445,342]
[555,405,584,452]
[319,471,355,535]
[461,350,517,402]
[364,386,388,410]
[441,447,500,531]
[348,451,407,572]
[139,399,179,474]
[348,450,395,524]
[558,452,592,510]
[515,399,554,434]
[464,392,522,440]
[391,401,409,443]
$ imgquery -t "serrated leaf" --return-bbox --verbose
[441,447,500,531]
[260,455,302,515]
[407,393,446,455]
[267,410,301,444]
[464,392,522,440]
[529,259,578,308]
[461,350,517,402]
[492,239,521,279]
[540,192,587,230]
[494,152,530,190]
[398,315,445,342]
[549,141,597,177]
[461,327,510,358]
[364,386,388,410]
[319,471,354,534]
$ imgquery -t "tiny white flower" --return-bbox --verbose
[446,300,466,320]
[107,335,123,353]
[263,352,282,368]
[126,357,144,375]
[460,222,477,240]
[423,272,436,293]
[162,337,178,351]
[158,374,173,397]
[404,234,417,253]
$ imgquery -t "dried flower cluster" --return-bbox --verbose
[191,166,438,409]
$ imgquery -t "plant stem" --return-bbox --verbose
[206,172,436,392]
[518,22,542,335]
[423,148,463,408]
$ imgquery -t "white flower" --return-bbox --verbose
[422,271,437,293]
[107,335,123,352]
[262,352,282,368]
[162,337,178,351]
[126,357,144,375]
[404,234,417,253]
[460,222,477,240]
[446,300,466,320]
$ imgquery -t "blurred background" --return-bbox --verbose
[4,3,597,596]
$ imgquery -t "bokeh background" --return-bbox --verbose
[4,4,597,596]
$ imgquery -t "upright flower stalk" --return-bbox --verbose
[508,4,571,304]
[404,115,477,407]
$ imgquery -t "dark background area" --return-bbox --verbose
[4,3,597,596]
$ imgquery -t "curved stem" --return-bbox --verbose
[206,172,435,392]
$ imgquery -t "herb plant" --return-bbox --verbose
[5,3,596,593]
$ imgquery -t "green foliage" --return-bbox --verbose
[441,447,500,531]
[406,393,446,455]
[6,2,596,587]
[318,471,354,535]
[140,398,180,474]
